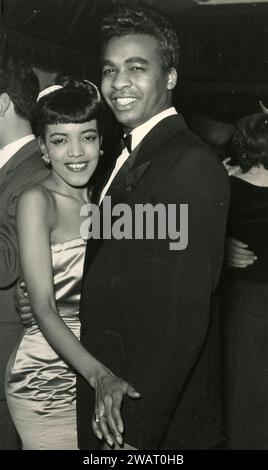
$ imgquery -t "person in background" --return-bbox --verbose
[0,56,50,449]
[220,112,268,449]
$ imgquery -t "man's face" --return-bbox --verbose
[101,34,177,132]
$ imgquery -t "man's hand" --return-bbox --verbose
[225,237,257,268]
[15,280,34,326]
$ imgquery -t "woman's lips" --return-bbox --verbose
[65,162,89,172]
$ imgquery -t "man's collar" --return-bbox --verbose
[128,107,177,152]
[0,134,35,170]
[1,134,35,153]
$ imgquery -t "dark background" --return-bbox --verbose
[0,0,267,138]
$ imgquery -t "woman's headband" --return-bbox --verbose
[82,80,101,103]
[259,100,268,114]
[37,80,101,103]
[37,85,63,102]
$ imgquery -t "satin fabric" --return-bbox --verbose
[5,238,86,450]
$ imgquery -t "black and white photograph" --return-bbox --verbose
[0,0,268,460]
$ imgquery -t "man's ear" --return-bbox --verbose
[0,93,11,117]
[167,68,177,91]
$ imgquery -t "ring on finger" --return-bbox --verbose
[95,409,105,423]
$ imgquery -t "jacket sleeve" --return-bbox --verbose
[0,219,18,288]
[0,160,49,288]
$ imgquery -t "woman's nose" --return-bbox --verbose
[68,140,84,157]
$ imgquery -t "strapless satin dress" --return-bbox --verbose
[5,238,86,450]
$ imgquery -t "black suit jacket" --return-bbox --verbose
[0,139,50,287]
[77,114,230,449]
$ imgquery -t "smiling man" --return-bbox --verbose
[101,33,176,132]
[77,5,230,450]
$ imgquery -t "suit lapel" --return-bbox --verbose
[0,163,9,188]
[104,143,144,205]
[132,113,187,171]
[82,114,187,275]
[104,114,187,205]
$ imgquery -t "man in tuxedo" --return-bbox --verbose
[77,6,230,450]
[0,57,49,449]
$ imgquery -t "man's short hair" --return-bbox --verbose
[0,56,40,121]
[100,5,180,71]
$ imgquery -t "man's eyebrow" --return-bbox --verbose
[102,57,149,67]
[126,57,149,65]
[102,60,115,67]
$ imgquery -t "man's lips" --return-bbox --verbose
[112,97,138,110]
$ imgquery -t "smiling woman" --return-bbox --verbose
[39,121,100,190]
[5,77,139,450]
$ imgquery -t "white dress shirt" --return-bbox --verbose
[99,107,177,204]
[0,134,35,170]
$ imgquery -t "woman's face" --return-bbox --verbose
[40,120,100,188]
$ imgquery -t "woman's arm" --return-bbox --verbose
[16,188,140,447]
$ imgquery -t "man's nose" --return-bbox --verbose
[112,70,132,90]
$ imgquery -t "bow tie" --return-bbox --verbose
[119,133,132,153]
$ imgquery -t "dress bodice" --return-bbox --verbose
[6,237,87,412]
[51,237,87,322]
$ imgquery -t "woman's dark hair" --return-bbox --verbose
[36,76,104,139]
[232,112,268,172]
[100,5,180,72]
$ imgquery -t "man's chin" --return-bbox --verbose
[112,112,139,130]
[109,106,134,125]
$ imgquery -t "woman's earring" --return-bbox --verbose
[99,150,104,157]
[41,153,51,165]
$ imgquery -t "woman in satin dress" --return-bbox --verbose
[5,78,139,450]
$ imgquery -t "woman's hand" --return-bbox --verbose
[89,368,140,448]
[225,237,257,268]
[222,157,241,176]
[14,280,34,326]
[103,441,138,450]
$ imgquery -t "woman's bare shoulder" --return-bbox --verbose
[17,184,56,231]
[18,183,54,208]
